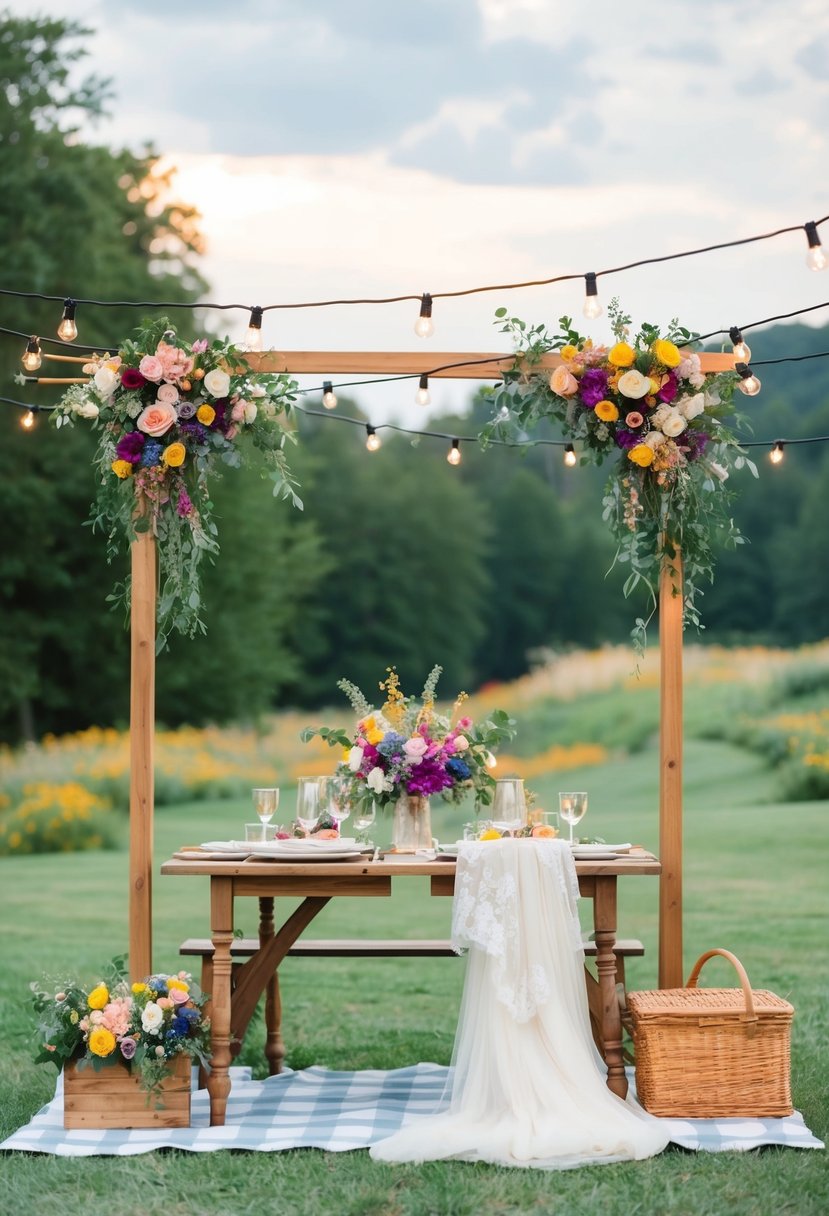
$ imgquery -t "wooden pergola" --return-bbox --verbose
[128,348,739,989]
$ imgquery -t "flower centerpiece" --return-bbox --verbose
[301,666,517,851]
[52,318,301,644]
[484,301,757,650]
[30,957,211,1103]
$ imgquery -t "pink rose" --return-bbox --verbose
[625,412,644,428]
[156,383,180,405]
[231,400,247,422]
[157,996,173,1009]
[454,735,470,752]
[170,987,189,1005]
[139,355,164,382]
[549,365,579,397]
[137,402,177,438]
[403,737,428,762]
[156,341,194,382]
[225,424,239,440]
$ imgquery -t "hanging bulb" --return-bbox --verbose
[414,293,434,338]
[415,374,431,406]
[365,424,382,452]
[735,362,762,396]
[57,298,78,342]
[322,381,338,410]
[21,336,42,371]
[245,306,264,351]
[728,326,751,363]
[804,221,828,271]
[20,408,36,430]
[563,443,577,467]
[769,441,785,465]
[447,439,461,466]
[582,271,602,319]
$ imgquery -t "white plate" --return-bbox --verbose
[569,842,631,853]
[275,837,357,849]
[177,849,250,860]
[200,840,252,852]
[572,849,620,860]
[248,849,363,863]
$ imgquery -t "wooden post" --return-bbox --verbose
[129,516,156,980]
[658,548,684,988]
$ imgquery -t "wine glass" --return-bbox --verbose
[559,791,588,845]
[295,776,323,837]
[489,778,526,836]
[353,800,376,846]
[324,772,352,837]
[251,788,280,841]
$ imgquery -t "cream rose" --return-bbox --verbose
[141,1002,164,1033]
[549,365,579,397]
[156,383,180,405]
[203,368,231,397]
[660,411,688,438]
[453,735,470,752]
[93,366,118,396]
[644,430,668,450]
[617,370,651,399]
[679,393,706,420]
[76,401,100,420]
[347,746,364,772]
[367,766,390,794]
[136,401,177,437]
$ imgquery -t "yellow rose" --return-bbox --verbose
[608,342,635,368]
[594,399,619,422]
[87,984,109,1010]
[111,460,133,479]
[196,404,216,426]
[653,339,682,368]
[162,441,186,468]
[131,982,148,994]
[628,444,655,468]
[559,344,577,361]
[88,1027,117,1058]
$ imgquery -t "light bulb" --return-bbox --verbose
[582,271,602,319]
[22,336,42,371]
[447,440,461,466]
[769,441,785,465]
[20,409,36,430]
[728,327,751,362]
[414,293,434,338]
[804,221,828,271]
[564,443,577,467]
[322,381,338,410]
[245,306,264,351]
[736,362,761,396]
[57,298,77,341]
[365,425,381,452]
[415,374,431,406]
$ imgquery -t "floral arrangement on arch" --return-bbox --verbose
[484,301,757,649]
[30,957,211,1097]
[52,318,301,644]
[301,665,517,814]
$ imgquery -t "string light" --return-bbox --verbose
[57,298,78,342]
[365,424,381,451]
[414,293,434,338]
[447,439,461,465]
[321,381,338,409]
[245,306,264,351]
[20,408,36,430]
[564,443,577,467]
[415,374,431,406]
[804,222,828,271]
[582,272,602,320]
[729,326,751,362]
[735,362,762,396]
[769,440,785,464]
[21,336,42,371]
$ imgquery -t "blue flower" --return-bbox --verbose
[446,757,472,781]
[377,731,406,759]
[140,440,163,467]
[171,1015,191,1037]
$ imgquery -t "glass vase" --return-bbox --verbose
[391,792,432,853]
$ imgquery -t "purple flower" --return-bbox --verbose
[683,430,710,461]
[116,430,146,463]
[179,421,209,443]
[177,400,196,420]
[171,1015,191,1037]
[614,428,641,450]
[120,1036,137,1060]
[211,398,229,433]
[579,368,610,408]
[405,757,454,796]
[177,490,193,518]
[121,368,146,390]
[657,373,678,403]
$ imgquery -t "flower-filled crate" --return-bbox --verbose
[63,1051,191,1130]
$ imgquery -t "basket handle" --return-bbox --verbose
[685,948,758,1024]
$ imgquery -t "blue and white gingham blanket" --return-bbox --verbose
[1,1065,823,1157]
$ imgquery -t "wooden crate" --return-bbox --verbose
[63,1052,191,1129]
[627,949,794,1118]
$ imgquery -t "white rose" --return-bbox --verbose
[454,735,470,752]
[141,1002,164,1033]
[661,411,688,438]
[650,405,672,429]
[679,393,706,420]
[243,401,258,424]
[709,461,729,482]
[156,383,180,405]
[704,386,721,408]
[347,746,364,772]
[93,366,118,396]
[617,370,651,400]
[203,368,231,397]
[644,430,667,450]
[366,766,389,794]
[248,384,266,398]
[76,400,100,420]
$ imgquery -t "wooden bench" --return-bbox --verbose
[180,936,645,1072]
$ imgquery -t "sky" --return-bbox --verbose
[11,0,829,423]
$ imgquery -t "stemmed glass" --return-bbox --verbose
[251,788,280,841]
[489,778,526,836]
[559,791,588,845]
[353,801,376,846]
[295,776,323,837]
[323,773,352,837]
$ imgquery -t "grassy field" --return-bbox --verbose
[2,732,828,1215]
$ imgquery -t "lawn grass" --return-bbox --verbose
[1,739,827,1215]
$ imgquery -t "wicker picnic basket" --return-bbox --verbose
[626,948,794,1118]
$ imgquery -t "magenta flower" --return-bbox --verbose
[579,367,610,407]
[176,490,193,518]
[116,430,146,463]
[121,367,146,390]
[657,373,678,403]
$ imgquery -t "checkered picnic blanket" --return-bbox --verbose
[1,1065,823,1157]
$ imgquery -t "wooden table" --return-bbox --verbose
[161,849,661,1126]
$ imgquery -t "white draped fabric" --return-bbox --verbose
[371,838,669,1169]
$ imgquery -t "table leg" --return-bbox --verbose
[207,877,234,1126]
[258,896,284,1075]
[592,876,628,1100]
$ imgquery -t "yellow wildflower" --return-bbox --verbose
[594,399,619,422]
[87,984,109,1010]
[196,404,216,426]
[88,1027,117,1057]
[111,459,133,479]
[628,444,655,468]
[132,982,148,995]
